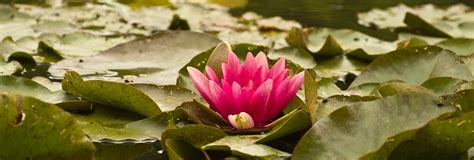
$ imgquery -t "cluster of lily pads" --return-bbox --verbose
[0,1,474,159]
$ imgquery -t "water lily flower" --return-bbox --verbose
[187,51,304,129]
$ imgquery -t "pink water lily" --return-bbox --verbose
[187,51,304,129]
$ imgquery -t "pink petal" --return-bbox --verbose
[221,63,234,83]
[265,77,291,121]
[226,51,241,72]
[231,82,245,112]
[272,68,288,86]
[208,80,228,116]
[255,52,269,69]
[266,72,304,121]
[269,58,286,79]
[187,67,212,103]
[249,79,273,126]
[205,66,219,83]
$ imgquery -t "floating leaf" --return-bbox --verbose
[203,135,291,159]
[62,71,161,117]
[162,124,227,148]
[0,57,21,75]
[0,75,67,103]
[257,110,311,143]
[176,100,230,127]
[166,139,208,160]
[131,84,199,112]
[293,92,455,159]
[436,38,474,56]
[74,105,170,142]
[0,94,95,159]
[302,71,318,123]
[268,47,316,69]
[49,31,221,85]
[390,111,474,159]
[350,46,472,88]
[94,143,156,160]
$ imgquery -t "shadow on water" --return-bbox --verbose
[231,0,474,41]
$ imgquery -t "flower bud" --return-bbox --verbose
[228,112,255,129]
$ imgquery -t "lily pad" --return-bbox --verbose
[203,135,291,159]
[316,95,378,118]
[302,70,318,123]
[257,110,312,143]
[162,124,227,148]
[390,111,474,159]
[0,94,95,159]
[350,46,472,88]
[49,31,221,85]
[293,92,455,159]
[0,75,67,103]
[435,38,474,56]
[62,71,161,117]
[74,105,170,142]
[0,57,21,75]
[316,78,343,98]
[165,139,208,160]
[131,84,199,112]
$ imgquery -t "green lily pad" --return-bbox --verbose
[421,77,463,96]
[131,84,199,112]
[435,38,474,56]
[302,70,318,122]
[50,31,221,85]
[62,71,161,117]
[373,82,435,97]
[166,139,209,160]
[350,46,472,88]
[293,92,455,159]
[316,95,379,118]
[257,110,312,143]
[390,111,474,159]
[396,37,429,49]
[176,100,230,127]
[94,143,157,160]
[316,78,343,98]
[0,6,36,40]
[74,105,170,142]
[0,75,67,103]
[162,124,227,149]
[0,57,21,75]
[0,94,95,159]
[314,56,367,78]
[203,135,291,159]
[404,12,452,38]
[307,28,395,56]
[269,47,316,69]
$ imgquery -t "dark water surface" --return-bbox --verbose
[232,0,473,41]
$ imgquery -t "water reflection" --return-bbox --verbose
[231,0,473,41]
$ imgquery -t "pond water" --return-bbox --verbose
[232,0,473,41]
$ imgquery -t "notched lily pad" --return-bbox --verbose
[0,94,95,159]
